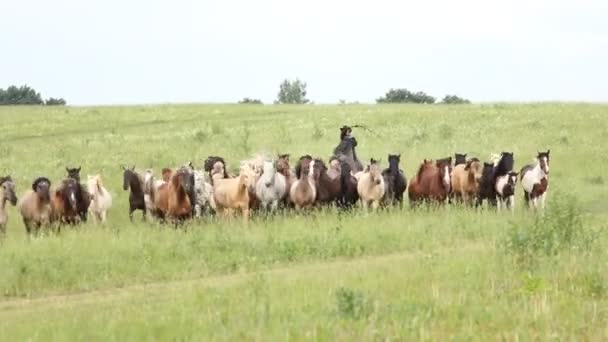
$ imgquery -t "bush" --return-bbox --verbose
[440,95,470,104]
[376,88,435,104]
[46,97,67,106]
[276,79,309,104]
[335,287,372,320]
[0,85,44,105]
[238,98,263,104]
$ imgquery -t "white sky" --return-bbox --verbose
[1,0,607,105]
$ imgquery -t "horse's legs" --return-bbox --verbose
[540,193,547,209]
[509,195,515,213]
[361,199,369,210]
[523,191,530,208]
[371,200,380,211]
[270,200,279,213]
[128,207,135,222]
[100,211,107,224]
[242,208,250,223]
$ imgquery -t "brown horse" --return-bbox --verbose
[338,160,359,208]
[18,177,53,234]
[290,157,318,210]
[155,168,194,225]
[66,166,90,223]
[276,154,295,205]
[408,159,451,206]
[50,178,81,228]
[313,158,342,206]
[451,158,483,206]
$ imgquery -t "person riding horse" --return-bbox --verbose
[333,125,363,173]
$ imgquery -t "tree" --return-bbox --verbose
[0,85,44,105]
[376,88,435,104]
[440,95,470,104]
[238,97,263,104]
[276,79,309,104]
[46,97,67,106]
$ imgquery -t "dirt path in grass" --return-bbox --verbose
[0,243,485,313]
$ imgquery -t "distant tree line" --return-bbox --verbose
[0,85,66,105]
[376,88,470,104]
[238,97,263,104]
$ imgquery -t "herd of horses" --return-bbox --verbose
[0,125,550,233]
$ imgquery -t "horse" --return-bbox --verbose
[290,157,317,210]
[161,168,173,182]
[242,156,265,212]
[184,166,215,218]
[155,168,194,225]
[520,150,550,210]
[496,171,519,211]
[333,126,363,173]
[50,178,80,228]
[204,156,229,183]
[0,176,17,235]
[255,160,287,212]
[451,158,483,206]
[408,159,451,206]
[357,159,385,210]
[213,165,252,222]
[66,166,90,222]
[312,158,343,206]
[454,153,468,166]
[338,161,359,208]
[381,154,407,207]
[476,162,498,208]
[493,152,514,179]
[87,174,112,223]
[122,166,146,221]
[18,177,53,234]
[276,154,295,206]
[143,169,164,219]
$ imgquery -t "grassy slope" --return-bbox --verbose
[0,104,606,340]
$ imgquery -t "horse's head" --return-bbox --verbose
[328,157,341,174]
[66,166,81,182]
[436,160,451,190]
[87,175,100,195]
[537,150,550,175]
[161,168,173,182]
[339,125,352,140]
[263,160,276,187]
[295,155,313,179]
[368,159,382,185]
[465,158,483,182]
[174,168,194,194]
[0,176,17,206]
[388,154,400,171]
[455,153,467,166]
[32,177,51,202]
[507,172,519,186]
[62,178,79,212]
[498,152,514,172]
[121,165,136,190]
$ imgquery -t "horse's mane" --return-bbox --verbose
[32,177,51,191]
[294,155,313,179]
[0,176,11,185]
[415,161,434,180]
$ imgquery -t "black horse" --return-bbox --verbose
[122,166,146,221]
[66,166,90,223]
[382,154,407,207]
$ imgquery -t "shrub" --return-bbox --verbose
[238,98,263,104]
[0,85,44,105]
[376,88,435,104]
[46,97,67,106]
[440,95,470,104]
[335,287,371,320]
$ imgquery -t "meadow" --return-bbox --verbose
[0,103,606,340]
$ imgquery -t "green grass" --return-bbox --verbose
[0,103,607,340]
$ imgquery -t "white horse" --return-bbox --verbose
[357,159,385,210]
[520,150,550,210]
[255,160,287,212]
[87,175,112,223]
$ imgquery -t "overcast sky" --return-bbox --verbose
[1,0,607,105]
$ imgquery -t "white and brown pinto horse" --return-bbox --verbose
[520,150,550,210]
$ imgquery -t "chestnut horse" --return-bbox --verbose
[290,157,317,210]
[276,154,295,206]
[51,178,80,228]
[155,168,194,225]
[408,159,451,206]
[313,158,342,206]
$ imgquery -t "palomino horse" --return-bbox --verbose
[255,160,287,212]
[451,158,483,206]
[333,126,363,173]
[520,150,550,210]
[496,171,519,211]
[50,178,80,228]
[0,176,17,235]
[18,177,52,234]
[476,162,498,208]
[408,159,451,206]
[213,165,252,222]
[87,174,112,223]
[155,168,194,225]
[382,154,407,207]
[122,166,146,221]
[357,159,385,210]
[66,166,90,222]
[276,154,295,206]
[290,157,317,210]
[313,158,342,206]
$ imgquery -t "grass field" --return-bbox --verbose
[0,103,606,340]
